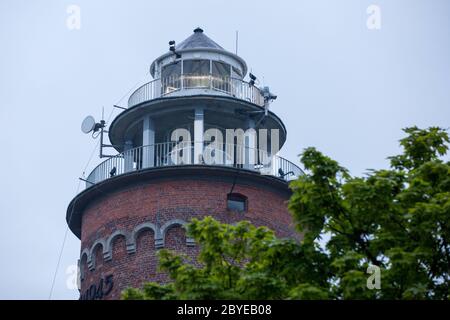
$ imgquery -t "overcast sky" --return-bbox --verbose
[0,0,449,299]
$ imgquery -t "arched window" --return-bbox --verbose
[227,193,247,212]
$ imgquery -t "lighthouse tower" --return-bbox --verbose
[67,28,302,300]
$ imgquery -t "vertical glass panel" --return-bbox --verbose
[212,61,231,77]
[161,62,182,94]
[183,59,210,75]
[161,62,181,78]
[211,61,231,92]
[232,66,243,78]
[182,60,210,88]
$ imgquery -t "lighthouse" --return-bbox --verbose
[67,28,302,300]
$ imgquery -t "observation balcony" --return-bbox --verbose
[128,75,264,108]
[85,142,302,189]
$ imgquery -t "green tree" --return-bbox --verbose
[123,127,450,300]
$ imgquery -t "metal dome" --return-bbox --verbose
[176,27,224,50]
[150,28,247,78]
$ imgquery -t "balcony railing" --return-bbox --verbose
[85,142,303,189]
[128,75,265,108]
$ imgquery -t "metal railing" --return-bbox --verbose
[128,75,264,108]
[85,142,302,188]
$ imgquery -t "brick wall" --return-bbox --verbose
[78,177,297,299]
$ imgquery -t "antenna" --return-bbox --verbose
[261,86,277,116]
[249,86,278,128]
[81,116,96,134]
[80,113,115,158]
[235,30,239,55]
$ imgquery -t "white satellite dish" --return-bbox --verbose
[81,115,96,134]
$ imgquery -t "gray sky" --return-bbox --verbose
[0,0,449,299]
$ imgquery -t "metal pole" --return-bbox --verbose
[99,120,105,158]
[235,30,238,55]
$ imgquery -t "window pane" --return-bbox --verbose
[227,199,245,212]
[227,193,247,212]
[212,61,231,77]
[232,66,242,78]
[161,62,181,79]
[183,60,210,75]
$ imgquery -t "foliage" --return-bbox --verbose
[123,127,450,300]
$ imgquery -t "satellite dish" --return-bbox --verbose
[81,115,96,134]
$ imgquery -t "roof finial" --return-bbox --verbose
[193,27,203,33]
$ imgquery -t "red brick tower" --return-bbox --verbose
[67,28,302,300]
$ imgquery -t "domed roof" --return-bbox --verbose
[150,27,247,78]
[176,27,224,50]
